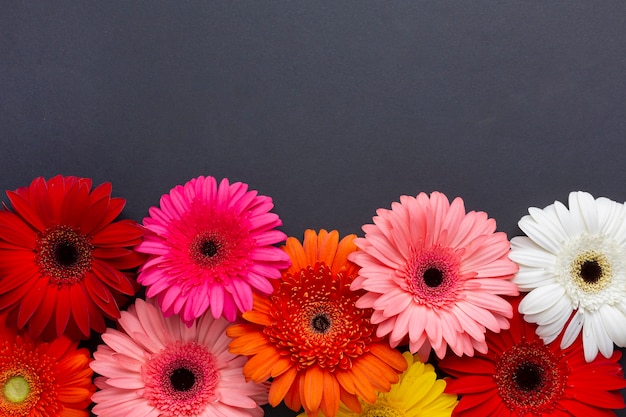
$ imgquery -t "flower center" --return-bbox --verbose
[3,376,29,403]
[268,263,374,372]
[423,267,444,287]
[189,232,227,269]
[35,225,93,285]
[495,340,567,414]
[513,361,543,391]
[361,404,405,417]
[200,240,219,258]
[310,312,332,334]
[143,342,218,416]
[170,368,195,392]
[571,252,611,292]
[405,244,462,307]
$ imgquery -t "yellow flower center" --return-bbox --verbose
[3,376,29,403]
[362,404,405,417]
[571,251,612,293]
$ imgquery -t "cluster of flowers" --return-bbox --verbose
[0,174,625,417]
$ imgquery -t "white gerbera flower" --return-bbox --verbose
[509,191,626,362]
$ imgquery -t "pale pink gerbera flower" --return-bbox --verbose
[350,192,519,360]
[135,176,291,324]
[90,298,268,417]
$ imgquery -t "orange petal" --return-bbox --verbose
[269,366,298,407]
[227,331,270,355]
[242,346,283,382]
[318,230,339,268]
[339,387,362,414]
[320,369,340,417]
[301,366,324,412]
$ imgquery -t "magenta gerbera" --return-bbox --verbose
[90,298,268,417]
[350,191,520,359]
[135,176,291,324]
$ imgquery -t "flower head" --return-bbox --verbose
[439,296,626,416]
[135,176,291,325]
[510,191,626,362]
[0,175,144,340]
[299,351,458,417]
[0,322,95,416]
[90,298,268,417]
[350,192,519,359]
[227,229,407,417]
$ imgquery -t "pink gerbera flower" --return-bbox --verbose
[135,176,291,324]
[350,192,519,359]
[90,298,268,417]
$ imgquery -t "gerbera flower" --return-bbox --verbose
[438,296,626,416]
[0,175,144,340]
[509,191,626,362]
[0,322,95,416]
[298,351,458,417]
[90,298,268,417]
[227,229,407,417]
[349,192,519,360]
[135,176,291,325]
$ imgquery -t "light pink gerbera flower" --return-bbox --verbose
[135,176,291,324]
[350,192,519,360]
[90,298,268,417]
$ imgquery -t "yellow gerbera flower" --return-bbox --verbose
[299,351,457,417]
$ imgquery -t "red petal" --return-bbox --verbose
[70,284,91,337]
[6,190,47,231]
[28,284,57,339]
[17,278,47,328]
[91,260,136,295]
[55,287,72,337]
[91,221,142,247]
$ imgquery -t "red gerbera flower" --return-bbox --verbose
[0,321,95,416]
[438,297,626,416]
[0,175,145,340]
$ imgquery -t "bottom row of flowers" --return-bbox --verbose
[2,292,624,417]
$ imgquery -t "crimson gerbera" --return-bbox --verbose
[438,297,626,416]
[0,175,145,341]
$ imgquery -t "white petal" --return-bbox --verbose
[588,311,615,358]
[599,304,626,347]
[509,237,557,268]
[561,311,584,349]
[569,191,599,234]
[519,207,568,253]
[518,284,566,316]
[513,267,556,291]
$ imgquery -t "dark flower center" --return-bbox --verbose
[54,242,79,266]
[170,367,196,392]
[514,361,543,391]
[200,240,219,258]
[35,225,93,285]
[423,267,444,287]
[311,312,332,334]
[495,341,567,414]
[580,259,602,284]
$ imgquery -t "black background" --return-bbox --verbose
[2,2,626,416]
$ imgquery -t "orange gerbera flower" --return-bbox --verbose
[227,229,407,417]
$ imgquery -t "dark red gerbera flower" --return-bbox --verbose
[439,297,626,416]
[0,175,145,340]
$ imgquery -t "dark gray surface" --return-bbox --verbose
[2,2,626,416]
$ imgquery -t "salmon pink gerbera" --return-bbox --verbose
[227,229,407,417]
[0,175,144,341]
[350,192,519,359]
[90,298,268,417]
[439,297,626,416]
[135,176,291,325]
